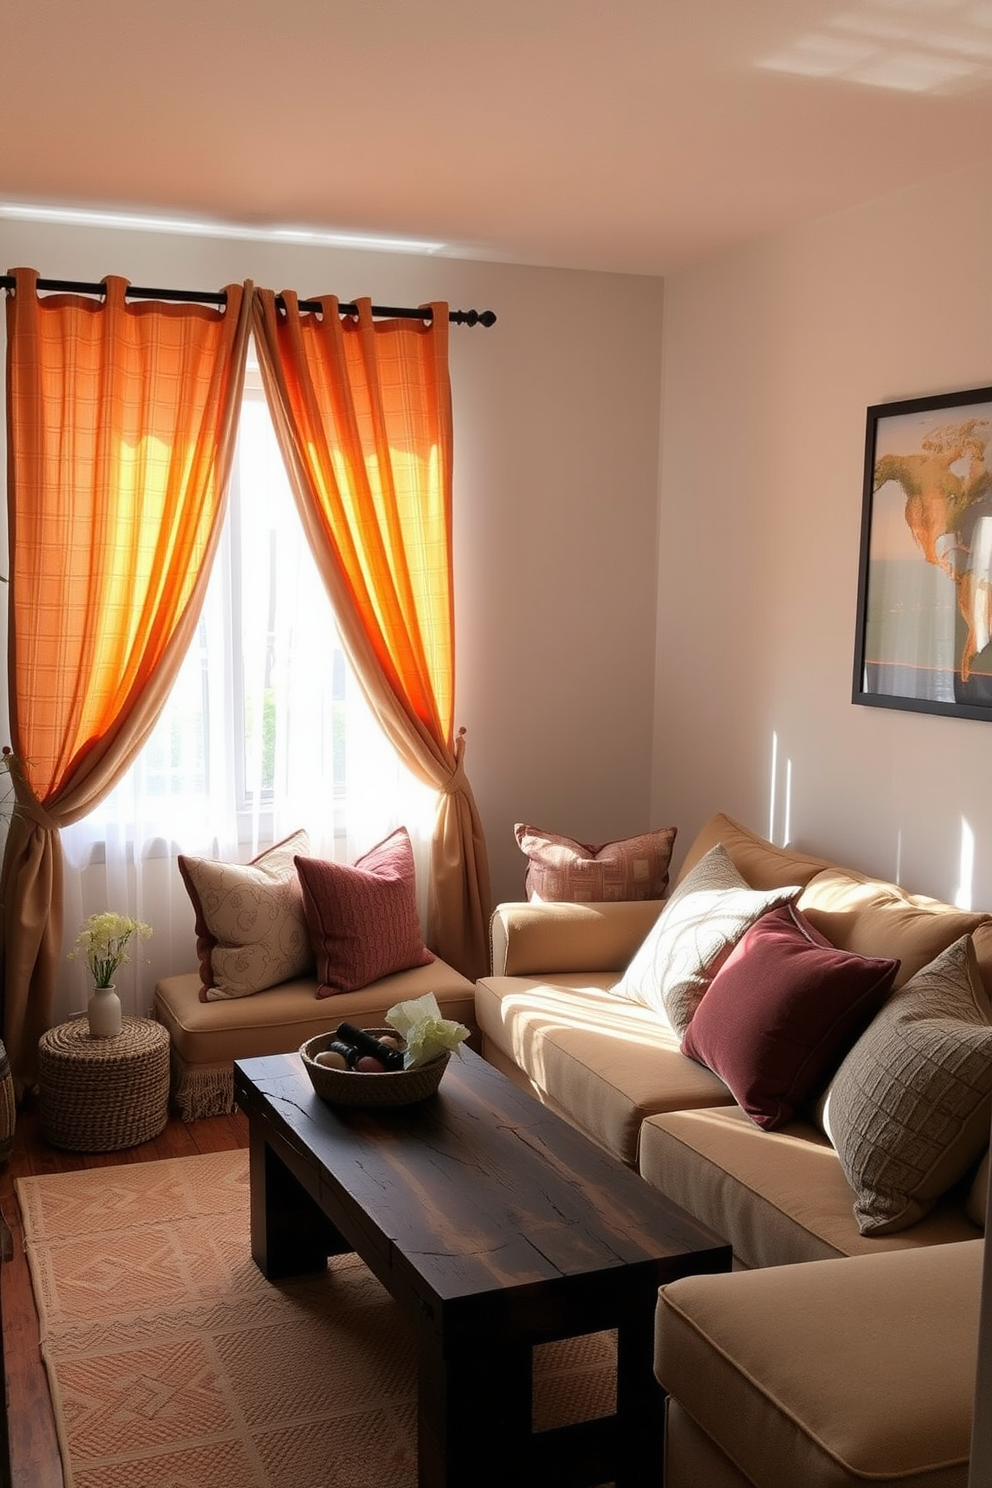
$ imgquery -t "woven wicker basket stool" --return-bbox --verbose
[38,1016,171,1152]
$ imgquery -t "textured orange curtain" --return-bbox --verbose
[1,268,252,1089]
[251,290,490,979]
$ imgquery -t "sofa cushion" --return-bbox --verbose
[514,822,677,902]
[677,813,839,891]
[681,904,898,1130]
[822,934,992,1235]
[178,829,314,1001]
[295,828,434,997]
[798,867,992,989]
[490,900,666,978]
[475,974,734,1167]
[638,1106,980,1268]
[611,843,801,1036]
[655,1241,981,1488]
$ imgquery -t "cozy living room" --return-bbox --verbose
[4,2,992,1486]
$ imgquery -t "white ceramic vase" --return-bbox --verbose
[88,985,122,1038]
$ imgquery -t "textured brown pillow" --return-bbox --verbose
[611,843,801,1035]
[823,935,992,1235]
[681,904,898,1129]
[295,827,434,997]
[179,829,314,1001]
[514,823,677,901]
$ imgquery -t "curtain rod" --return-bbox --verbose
[0,275,497,327]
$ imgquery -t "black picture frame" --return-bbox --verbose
[852,384,992,721]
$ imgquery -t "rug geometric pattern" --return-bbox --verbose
[17,1150,617,1488]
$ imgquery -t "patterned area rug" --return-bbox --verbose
[17,1150,617,1488]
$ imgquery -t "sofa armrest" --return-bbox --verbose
[489,900,663,977]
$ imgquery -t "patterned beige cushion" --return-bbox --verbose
[823,935,992,1235]
[514,823,677,901]
[610,843,800,1035]
[178,829,314,1000]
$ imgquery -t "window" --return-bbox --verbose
[59,352,434,1021]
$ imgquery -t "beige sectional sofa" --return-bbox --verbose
[478,811,992,1488]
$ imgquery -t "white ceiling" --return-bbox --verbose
[6,0,992,277]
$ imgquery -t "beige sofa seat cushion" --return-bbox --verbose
[655,1241,981,1488]
[155,958,477,1068]
[475,974,733,1166]
[638,1105,980,1269]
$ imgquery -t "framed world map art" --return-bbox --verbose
[852,384,992,722]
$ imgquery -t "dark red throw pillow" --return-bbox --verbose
[680,903,898,1130]
[295,827,434,997]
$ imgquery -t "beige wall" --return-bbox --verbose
[12,158,991,929]
[653,160,992,909]
[0,220,666,908]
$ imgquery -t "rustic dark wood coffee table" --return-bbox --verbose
[234,1045,730,1488]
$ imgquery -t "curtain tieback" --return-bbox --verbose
[440,727,468,795]
[12,795,60,832]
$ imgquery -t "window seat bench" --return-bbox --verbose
[152,958,479,1120]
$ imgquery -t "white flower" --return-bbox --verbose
[68,912,152,988]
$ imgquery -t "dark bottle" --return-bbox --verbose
[335,1022,405,1071]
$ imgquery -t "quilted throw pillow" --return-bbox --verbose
[681,903,899,1129]
[610,842,801,1035]
[822,935,992,1235]
[179,828,314,1001]
[514,823,677,902]
[295,826,434,997]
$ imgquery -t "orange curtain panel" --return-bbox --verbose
[1,268,252,1088]
[251,291,490,979]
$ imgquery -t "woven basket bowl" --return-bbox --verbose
[300,1028,450,1107]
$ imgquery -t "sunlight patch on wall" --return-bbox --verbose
[956,816,976,909]
[767,731,794,846]
[757,0,992,93]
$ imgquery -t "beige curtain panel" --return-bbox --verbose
[251,288,490,981]
[1,269,252,1090]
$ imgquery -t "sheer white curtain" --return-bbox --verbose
[58,367,435,1024]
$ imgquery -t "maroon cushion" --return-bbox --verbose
[681,904,899,1130]
[295,827,434,997]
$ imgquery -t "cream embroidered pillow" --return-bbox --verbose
[610,842,800,1035]
[822,935,992,1235]
[179,829,315,1000]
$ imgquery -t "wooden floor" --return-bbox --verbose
[0,1091,249,1488]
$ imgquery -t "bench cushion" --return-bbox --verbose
[154,958,477,1119]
